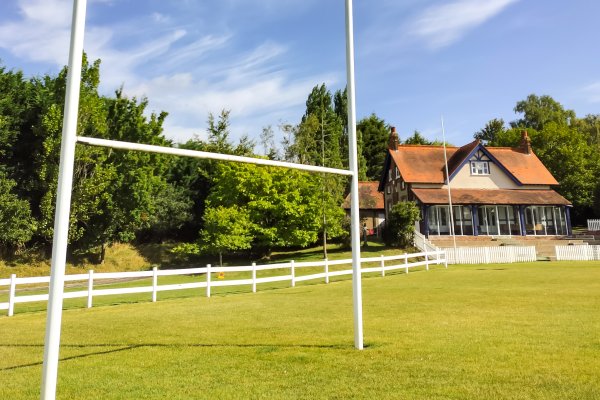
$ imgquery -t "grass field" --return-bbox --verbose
[1,261,599,399]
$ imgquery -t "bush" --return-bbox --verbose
[384,201,421,247]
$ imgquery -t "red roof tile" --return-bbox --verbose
[343,181,385,210]
[388,143,558,185]
[411,188,570,205]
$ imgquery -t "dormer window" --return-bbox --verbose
[394,166,400,179]
[470,161,490,175]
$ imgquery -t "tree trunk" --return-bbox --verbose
[99,243,106,265]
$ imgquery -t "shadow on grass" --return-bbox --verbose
[0,342,357,371]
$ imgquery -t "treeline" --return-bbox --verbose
[2,57,598,263]
[0,58,392,262]
[474,94,600,222]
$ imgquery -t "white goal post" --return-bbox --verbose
[40,1,363,399]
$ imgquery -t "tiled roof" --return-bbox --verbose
[343,181,385,210]
[387,142,559,185]
[411,188,571,205]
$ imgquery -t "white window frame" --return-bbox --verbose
[470,161,490,175]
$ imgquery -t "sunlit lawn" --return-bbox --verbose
[1,261,599,399]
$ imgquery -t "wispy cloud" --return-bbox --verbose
[0,0,340,143]
[408,0,519,49]
[581,82,600,103]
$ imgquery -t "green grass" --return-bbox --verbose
[1,262,599,399]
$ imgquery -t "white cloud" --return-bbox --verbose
[581,82,600,103]
[408,0,519,49]
[0,0,340,144]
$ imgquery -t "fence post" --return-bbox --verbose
[425,247,429,271]
[291,260,296,287]
[87,270,94,308]
[380,255,385,277]
[404,253,409,274]
[152,267,158,302]
[324,258,329,284]
[444,250,448,269]
[8,274,16,317]
[252,262,257,293]
[485,247,491,264]
[206,264,211,298]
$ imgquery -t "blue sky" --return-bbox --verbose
[1,0,599,147]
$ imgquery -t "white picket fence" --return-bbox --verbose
[588,219,600,231]
[555,244,600,261]
[444,246,537,264]
[0,250,447,317]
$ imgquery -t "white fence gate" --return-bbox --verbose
[555,245,600,261]
[444,246,537,264]
[588,219,600,231]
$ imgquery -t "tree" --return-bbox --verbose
[404,130,430,145]
[385,201,421,247]
[474,118,505,144]
[357,113,388,181]
[0,172,36,254]
[511,94,575,130]
[203,162,335,257]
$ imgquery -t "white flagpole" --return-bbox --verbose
[345,0,363,350]
[441,116,457,251]
[41,0,87,399]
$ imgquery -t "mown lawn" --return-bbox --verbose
[1,261,599,399]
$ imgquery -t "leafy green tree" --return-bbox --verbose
[204,162,336,257]
[511,94,575,130]
[357,113,388,181]
[474,118,505,144]
[0,172,36,253]
[385,201,421,247]
[404,130,430,145]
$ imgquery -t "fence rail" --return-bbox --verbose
[444,246,537,264]
[0,250,447,317]
[556,244,600,261]
[588,219,600,232]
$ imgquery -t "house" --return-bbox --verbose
[343,181,385,236]
[378,127,572,237]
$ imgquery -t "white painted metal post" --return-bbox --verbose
[425,248,429,271]
[152,267,158,302]
[206,264,211,298]
[380,255,385,277]
[404,254,409,274]
[345,0,364,350]
[8,274,16,317]
[324,258,329,284]
[291,260,296,287]
[86,270,93,308]
[252,262,257,293]
[41,1,87,398]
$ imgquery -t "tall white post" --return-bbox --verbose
[41,1,87,399]
[345,0,364,350]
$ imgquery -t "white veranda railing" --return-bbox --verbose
[0,250,446,317]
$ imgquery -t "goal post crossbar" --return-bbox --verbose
[76,136,355,176]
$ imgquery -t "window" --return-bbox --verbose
[470,161,490,175]
[386,185,391,194]
[395,166,400,179]
[388,169,392,181]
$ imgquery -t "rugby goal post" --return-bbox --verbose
[41,1,363,399]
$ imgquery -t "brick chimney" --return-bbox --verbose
[388,126,399,150]
[520,130,532,154]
